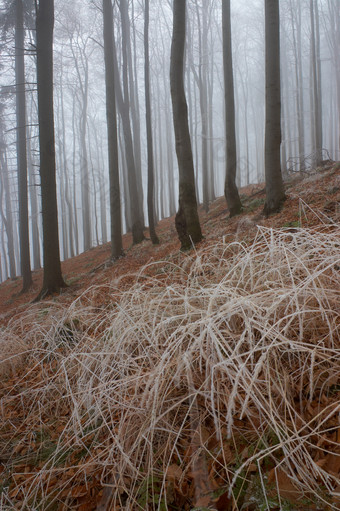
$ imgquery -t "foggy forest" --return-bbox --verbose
[0,0,339,288]
[0,1,340,510]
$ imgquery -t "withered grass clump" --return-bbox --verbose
[0,223,339,510]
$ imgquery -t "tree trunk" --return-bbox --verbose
[15,0,32,291]
[35,0,66,299]
[170,0,202,250]
[112,16,144,245]
[144,0,159,245]
[310,0,323,165]
[126,0,145,228]
[222,0,242,217]
[0,150,16,279]
[103,0,123,260]
[263,0,286,215]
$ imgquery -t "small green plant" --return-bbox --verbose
[247,197,265,212]
[136,475,168,511]
[282,220,300,228]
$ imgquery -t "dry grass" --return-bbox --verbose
[0,220,339,510]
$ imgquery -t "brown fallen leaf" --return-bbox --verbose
[166,463,182,481]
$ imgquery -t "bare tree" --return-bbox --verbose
[35,0,66,299]
[103,0,123,259]
[15,0,32,291]
[263,0,285,215]
[310,0,323,165]
[112,3,144,245]
[144,0,159,245]
[170,0,202,250]
[222,0,242,217]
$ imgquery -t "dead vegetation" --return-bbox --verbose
[0,168,340,510]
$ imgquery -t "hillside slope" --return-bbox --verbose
[1,164,339,320]
[0,165,339,511]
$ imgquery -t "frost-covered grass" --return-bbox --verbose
[0,223,339,510]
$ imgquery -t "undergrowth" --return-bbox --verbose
[0,220,339,510]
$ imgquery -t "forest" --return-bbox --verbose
[0,0,339,510]
[0,0,338,290]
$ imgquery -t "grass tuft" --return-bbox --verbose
[1,223,339,510]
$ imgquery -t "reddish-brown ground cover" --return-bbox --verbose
[0,165,339,511]
[1,165,339,322]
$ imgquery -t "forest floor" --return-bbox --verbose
[0,163,339,510]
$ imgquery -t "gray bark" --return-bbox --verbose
[263,0,286,215]
[222,0,242,216]
[103,0,123,259]
[170,0,202,250]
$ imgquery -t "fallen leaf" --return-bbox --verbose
[166,464,182,481]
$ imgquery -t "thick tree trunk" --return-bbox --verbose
[35,0,66,299]
[144,0,159,245]
[222,0,242,217]
[263,0,286,216]
[15,0,32,291]
[103,0,123,259]
[170,0,202,250]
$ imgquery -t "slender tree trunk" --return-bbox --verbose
[15,0,32,291]
[195,1,209,212]
[112,19,144,244]
[171,0,202,250]
[222,0,242,216]
[144,0,159,244]
[127,0,144,227]
[27,138,41,269]
[71,97,79,255]
[0,151,16,279]
[103,0,123,259]
[35,0,66,299]
[310,0,323,165]
[263,0,286,215]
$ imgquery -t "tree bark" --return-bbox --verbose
[103,0,123,259]
[112,14,144,245]
[35,0,66,299]
[263,0,286,216]
[170,0,202,250]
[15,0,32,291]
[144,0,159,245]
[222,0,242,217]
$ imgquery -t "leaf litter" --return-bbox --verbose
[0,166,340,510]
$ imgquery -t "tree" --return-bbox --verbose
[310,0,323,166]
[263,0,285,216]
[35,0,66,299]
[15,0,32,291]
[222,0,242,217]
[112,1,144,245]
[170,0,202,250]
[103,0,123,259]
[144,0,159,245]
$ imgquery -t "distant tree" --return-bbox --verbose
[222,0,242,217]
[121,0,144,228]
[144,0,159,245]
[0,127,16,279]
[15,0,32,291]
[0,0,33,288]
[263,0,286,216]
[35,0,66,299]
[170,0,202,250]
[102,0,123,259]
[310,0,323,166]
[112,1,144,245]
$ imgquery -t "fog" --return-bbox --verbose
[0,0,339,283]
